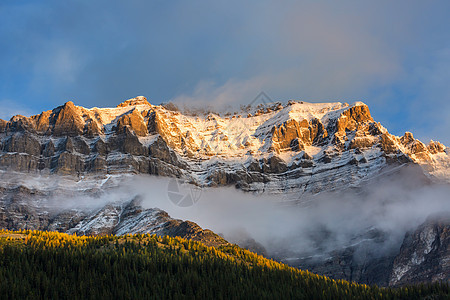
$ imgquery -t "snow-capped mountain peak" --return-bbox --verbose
[0,96,448,195]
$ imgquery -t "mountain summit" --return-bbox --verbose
[116,96,152,108]
[0,96,448,194]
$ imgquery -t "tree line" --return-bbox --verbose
[0,229,448,299]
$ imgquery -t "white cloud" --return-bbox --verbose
[170,75,271,108]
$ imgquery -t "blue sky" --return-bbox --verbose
[1,1,449,144]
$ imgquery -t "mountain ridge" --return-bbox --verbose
[0,96,447,196]
[0,96,449,287]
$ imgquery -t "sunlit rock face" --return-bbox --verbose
[115,109,148,137]
[0,96,447,195]
[116,95,150,107]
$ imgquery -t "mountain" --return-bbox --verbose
[0,96,447,194]
[390,212,450,286]
[275,210,450,287]
[0,96,449,287]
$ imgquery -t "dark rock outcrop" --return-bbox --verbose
[148,136,179,164]
[108,127,147,156]
[163,220,228,247]
[278,228,398,287]
[92,138,108,155]
[84,119,103,137]
[42,141,55,157]
[0,119,7,133]
[389,213,450,286]
[2,132,41,156]
[0,153,40,172]
[52,152,85,175]
[6,115,36,133]
[0,186,48,230]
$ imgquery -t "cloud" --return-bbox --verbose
[170,76,271,109]
[136,172,450,261]
[5,168,448,269]
[0,1,449,143]
[165,1,431,109]
[0,99,35,120]
[167,1,450,144]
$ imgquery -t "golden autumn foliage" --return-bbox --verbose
[0,229,448,299]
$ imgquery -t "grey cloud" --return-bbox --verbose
[2,168,448,269]
[0,1,449,144]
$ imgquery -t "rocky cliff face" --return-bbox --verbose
[0,97,447,195]
[284,227,398,287]
[389,213,450,286]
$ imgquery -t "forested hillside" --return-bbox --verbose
[0,230,448,299]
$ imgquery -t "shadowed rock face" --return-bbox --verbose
[2,132,41,156]
[0,185,49,231]
[270,205,450,287]
[389,213,450,286]
[0,120,7,133]
[282,228,397,287]
[162,220,228,248]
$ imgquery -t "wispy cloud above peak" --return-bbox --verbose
[0,1,449,142]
